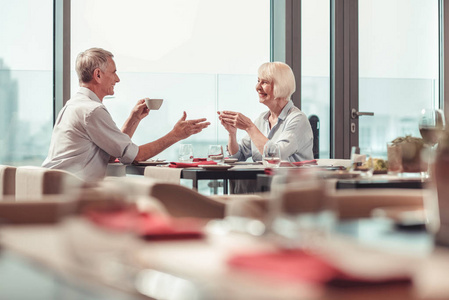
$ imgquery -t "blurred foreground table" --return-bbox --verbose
[2,217,449,300]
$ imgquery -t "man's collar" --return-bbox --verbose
[78,87,102,103]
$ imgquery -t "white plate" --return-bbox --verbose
[135,160,168,166]
[233,161,263,165]
[198,164,233,170]
[224,158,239,163]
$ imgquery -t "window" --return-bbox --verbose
[71,0,270,162]
[301,0,331,158]
[0,0,54,165]
[359,0,439,156]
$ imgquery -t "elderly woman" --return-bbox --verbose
[218,62,313,163]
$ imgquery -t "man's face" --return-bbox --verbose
[100,57,120,96]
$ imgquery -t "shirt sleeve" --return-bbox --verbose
[230,133,253,161]
[274,113,313,161]
[85,106,139,164]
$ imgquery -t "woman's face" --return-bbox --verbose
[255,77,274,104]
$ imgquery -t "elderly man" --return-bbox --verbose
[42,48,210,182]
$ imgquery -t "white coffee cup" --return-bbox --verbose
[144,98,164,110]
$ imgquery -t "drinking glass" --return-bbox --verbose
[178,144,194,162]
[419,109,445,178]
[387,142,403,175]
[350,146,374,177]
[263,141,281,168]
[269,168,337,248]
[419,109,445,147]
[208,145,224,163]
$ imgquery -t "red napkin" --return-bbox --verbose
[169,160,217,168]
[193,158,208,162]
[228,250,411,286]
[85,209,204,240]
[264,168,276,175]
[291,159,318,166]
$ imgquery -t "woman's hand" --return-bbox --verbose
[217,111,237,135]
[130,99,150,121]
[218,111,254,132]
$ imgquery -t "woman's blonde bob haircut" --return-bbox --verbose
[76,48,114,83]
[258,62,296,100]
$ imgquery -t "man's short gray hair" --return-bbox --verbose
[258,62,296,101]
[75,48,114,83]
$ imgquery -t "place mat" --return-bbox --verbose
[228,250,412,286]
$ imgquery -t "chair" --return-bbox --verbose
[102,176,226,219]
[15,166,85,201]
[0,165,16,201]
[308,115,320,159]
[151,183,226,219]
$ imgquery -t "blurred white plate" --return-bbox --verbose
[198,164,233,170]
[135,160,168,166]
[224,158,239,163]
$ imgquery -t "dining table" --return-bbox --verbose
[126,163,267,194]
[123,162,428,195]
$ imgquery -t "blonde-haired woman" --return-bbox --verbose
[218,62,313,163]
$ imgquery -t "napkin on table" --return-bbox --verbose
[85,209,205,240]
[228,250,412,286]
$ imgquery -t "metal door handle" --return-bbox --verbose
[351,108,374,119]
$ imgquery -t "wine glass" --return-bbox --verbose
[419,109,445,147]
[419,109,445,178]
[208,145,224,163]
[263,141,281,168]
[178,144,194,162]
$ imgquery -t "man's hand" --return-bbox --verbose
[130,99,150,121]
[218,110,254,132]
[172,112,210,140]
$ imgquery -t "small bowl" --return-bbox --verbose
[144,98,163,110]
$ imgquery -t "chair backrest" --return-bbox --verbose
[15,166,84,201]
[308,115,320,159]
[0,165,16,200]
[101,176,225,219]
[150,183,225,219]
